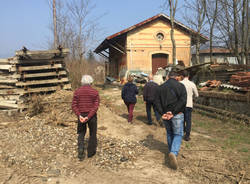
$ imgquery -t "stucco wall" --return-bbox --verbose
[126,19,191,73]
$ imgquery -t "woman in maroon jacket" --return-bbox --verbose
[72,75,100,161]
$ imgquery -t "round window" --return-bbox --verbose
[156,32,164,41]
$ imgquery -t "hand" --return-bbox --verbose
[162,112,173,120]
[79,116,88,123]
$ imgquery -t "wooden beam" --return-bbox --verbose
[15,48,70,56]
[17,64,63,72]
[17,58,64,64]
[0,79,18,83]
[16,77,69,86]
[22,83,71,93]
[0,65,12,70]
[0,59,9,64]
[18,70,67,79]
[0,84,15,89]
[0,101,25,109]
[107,42,126,54]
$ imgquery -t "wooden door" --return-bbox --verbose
[152,53,168,75]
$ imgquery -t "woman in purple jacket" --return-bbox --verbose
[121,75,138,123]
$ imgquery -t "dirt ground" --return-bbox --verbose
[0,86,249,184]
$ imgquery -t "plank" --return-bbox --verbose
[16,77,69,86]
[0,65,12,70]
[0,59,9,64]
[16,58,64,64]
[0,101,25,109]
[0,84,15,89]
[15,48,69,56]
[17,64,63,72]
[0,95,22,100]
[22,83,71,94]
[21,70,67,78]
[0,79,18,83]
[0,88,24,95]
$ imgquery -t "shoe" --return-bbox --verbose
[148,122,153,126]
[78,149,85,161]
[184,135,191,141]
[87,151,96,158]
[169,152,178,170]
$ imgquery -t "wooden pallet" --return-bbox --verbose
[0,48,71,110]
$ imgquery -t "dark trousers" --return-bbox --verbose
[77,113,97,155]
[184,107,192,137]
[146,101,161,124]
[124,102,135,122]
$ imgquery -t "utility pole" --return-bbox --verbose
[53,0,58,49]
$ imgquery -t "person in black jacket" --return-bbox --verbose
[143,74,161,125]
[121,75,138,123]
[155,71,187,170]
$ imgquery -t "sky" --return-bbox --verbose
[0,0,186,58]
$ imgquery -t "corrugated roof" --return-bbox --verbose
[95,13,209,53]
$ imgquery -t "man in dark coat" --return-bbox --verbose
[155,71,187,170]
[121,75,138,123]
[143,74,161,125]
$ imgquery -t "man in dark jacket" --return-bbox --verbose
[122,75,138,123]
[72,75,100,161]
[143,74,161,125]
[155,71,187,170]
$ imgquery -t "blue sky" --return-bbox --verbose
[0,0,185,57]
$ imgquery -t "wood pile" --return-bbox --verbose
[230,72,250,87]
[0,48,71,111]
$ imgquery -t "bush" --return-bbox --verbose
[65,59,105,89]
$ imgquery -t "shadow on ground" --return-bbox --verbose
[140,134,170,167]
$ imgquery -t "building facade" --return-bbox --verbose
[95,14,208,80]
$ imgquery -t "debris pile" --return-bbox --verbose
[230,72,250,90]
[95,137,145,170]
[0,48,71,111]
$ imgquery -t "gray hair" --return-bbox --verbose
[81,75,94,85]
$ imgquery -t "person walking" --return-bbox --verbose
[155,71,187,170]
[181,70,199,141]
[121,75,138,123]
[143,74,161,125]
[72,75,100,161]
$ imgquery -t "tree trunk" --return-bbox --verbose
[245,0,249,65]
[53,0,58,49]
[196,37,201,64]
[241,0,246,64]
[169,0,178,65]
[233,0,241,64]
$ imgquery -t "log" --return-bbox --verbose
[0,79,18,83]
[199,91,249,103]
[194,103,250,124]
[21,70,67,79]
[16,77,69,86]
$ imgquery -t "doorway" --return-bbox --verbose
[152,53,168,75]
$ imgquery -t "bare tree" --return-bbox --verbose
[67,0,96,61]
[216,0,249,64]
[48,0,99,61]
[162,0,178,65]
[205,0,219,63]
[183,0,207,64]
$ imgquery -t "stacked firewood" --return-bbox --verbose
[0,48,71,111]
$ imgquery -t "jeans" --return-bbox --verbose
[164,113,184,156]
[124,102,135,122]
[184,107,192,137]
[77,113,97,155]
[146,101,161,124]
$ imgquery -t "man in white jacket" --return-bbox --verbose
[181,70,199,141]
